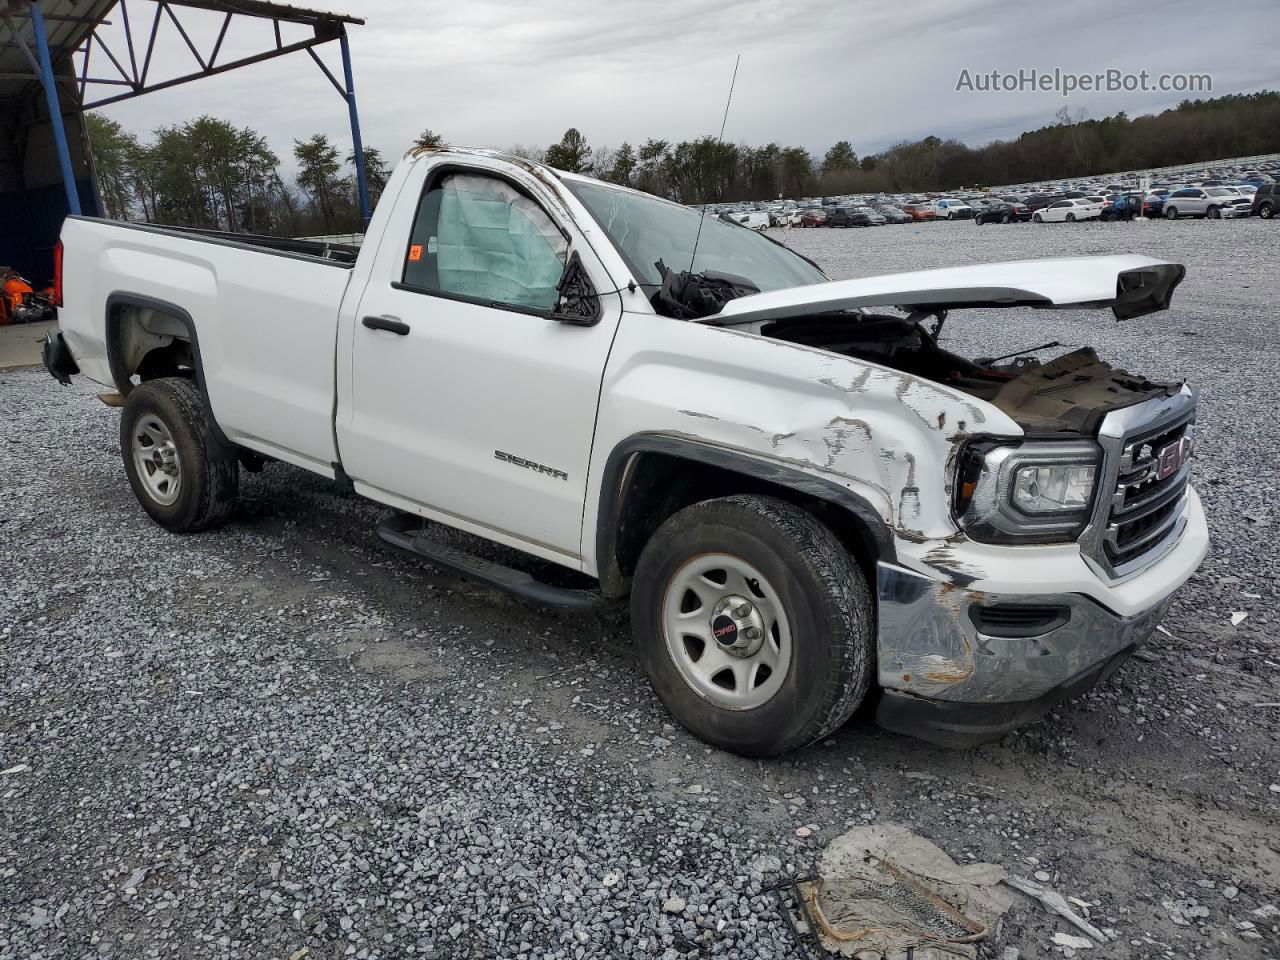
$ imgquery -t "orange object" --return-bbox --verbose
[1,272,33,325]
[0,267,53,325]
[408,244,423,262]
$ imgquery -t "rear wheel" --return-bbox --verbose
[1065,212,1076,222]
[1260,203,1274,219]
[121,377,238,533]
[631,495,873,757]
[1165,206,1178,219]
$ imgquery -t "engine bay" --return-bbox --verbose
[759,312,1182,436]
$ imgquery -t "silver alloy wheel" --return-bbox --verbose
[132,414,182,506]
[661,553,792,710]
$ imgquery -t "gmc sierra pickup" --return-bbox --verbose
[43,147,1208,756]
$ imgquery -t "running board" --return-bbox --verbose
[374,514,602,611]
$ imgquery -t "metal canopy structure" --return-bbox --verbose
[0,0,371,224]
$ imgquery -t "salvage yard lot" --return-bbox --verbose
[2,218,1277,959]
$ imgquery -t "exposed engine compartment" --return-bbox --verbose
[760,312,1182,436]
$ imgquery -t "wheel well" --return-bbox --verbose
[104,295,234,449]
[601,449,884,598]
[106,301,196,394]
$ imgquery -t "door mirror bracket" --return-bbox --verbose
[551,251,602,326]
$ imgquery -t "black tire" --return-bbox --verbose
[630,495,873,757]
[1065,213,1076,222]
[1033,213,1043,223]
[1261,203,1274,219]
[1207,206,1221,219]
[1001,214,1011,224]
[121,377,238,533]
[1165,206,1178,219]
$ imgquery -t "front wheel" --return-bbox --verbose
[121,377,239,533]
[631,495,873,757]
[1033,213,1043,223]
[1260,203,1274,219]
[1207,206,1221,219]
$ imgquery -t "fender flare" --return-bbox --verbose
[104,292,232,448]
[593,433,897,592]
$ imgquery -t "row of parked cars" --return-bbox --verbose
[748,181,1279,230]
[713,161,1280,231]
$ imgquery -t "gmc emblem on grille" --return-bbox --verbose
[1155,436,1192,480]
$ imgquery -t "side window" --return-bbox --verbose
[402,172,569,313]
[1051,201,1070,209]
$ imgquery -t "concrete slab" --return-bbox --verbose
[0,320,54,370]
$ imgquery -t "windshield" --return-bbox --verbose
[566,179,826,292]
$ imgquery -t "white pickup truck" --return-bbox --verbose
[44,147,1207,755]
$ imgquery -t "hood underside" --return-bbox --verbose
[706,255,1186,325]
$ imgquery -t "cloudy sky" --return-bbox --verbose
[89,0,1280,176]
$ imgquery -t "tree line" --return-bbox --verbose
[87,114,389,235]
[86,91,1280,236]
[540,91,1280,200]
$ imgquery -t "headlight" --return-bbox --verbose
[954,440,1101,543]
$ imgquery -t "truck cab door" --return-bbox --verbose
[336,159,622,568]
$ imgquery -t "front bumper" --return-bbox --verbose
[873,561,1174,746]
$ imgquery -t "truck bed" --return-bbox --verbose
[57,215,358,475]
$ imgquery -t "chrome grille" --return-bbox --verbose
[1082,387,1197,581]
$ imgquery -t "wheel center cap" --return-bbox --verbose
[154,445,178,475]
[710,595,765,658]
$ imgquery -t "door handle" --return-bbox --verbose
[362,315,410,335]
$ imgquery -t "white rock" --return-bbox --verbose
[1052,932,1094,949]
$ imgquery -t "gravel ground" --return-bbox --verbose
[2,218,1278,960]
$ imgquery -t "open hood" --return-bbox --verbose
[707,255,1185,325]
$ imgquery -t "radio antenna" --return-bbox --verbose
[688,54,741,276]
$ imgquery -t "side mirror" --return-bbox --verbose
[550,251,602,326]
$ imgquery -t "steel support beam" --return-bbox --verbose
[339,27,369,226]
[29,0,81,215]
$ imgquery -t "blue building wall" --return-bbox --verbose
[0,179,99,285]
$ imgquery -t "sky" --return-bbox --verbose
[88,0,1280,178]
